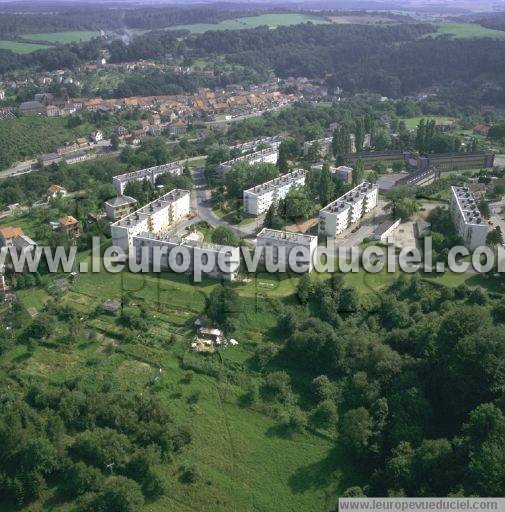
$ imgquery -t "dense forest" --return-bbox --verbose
[3,21,505,103]
[474,12,505,32]
[262,272,505,498]
[185,23,505,100]
[0,299,192,510]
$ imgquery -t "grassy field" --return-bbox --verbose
[8,256,344,511]
[3,226,504,511]
[0,40,51,53]
[20,30,100,43]
[168,13,329,34]
[401,116,456,130]
[427,23,505,40]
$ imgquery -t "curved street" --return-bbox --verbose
[189,165,263,238]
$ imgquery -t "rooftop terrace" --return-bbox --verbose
[451,186,486,226]
[136,231,236,252]
[257,228,316,246]
[113,161,182,183]
[321,182,376,214]
[113,189,189,229]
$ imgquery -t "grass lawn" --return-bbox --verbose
[426,23,505,40]
[20,31,100,43]
[16,287,50,310]
[168,13,329,34]
[0,40,51,53]
[183,156,207,168]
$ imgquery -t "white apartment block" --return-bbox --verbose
[218,148,278,175]
[111,189,190,250]
[243,169,306,216]
[449,186,489,250]
[319,182,378,237]
[257,228,318,272]
[230,136,282,155]
[132,234,240,280]
[113,162,183,194]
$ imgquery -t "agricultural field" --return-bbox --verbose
[328,14,399,25]
[0,40,51,53]
[426,23,505,40]
[167,13,330,34]
[20,30,100,43]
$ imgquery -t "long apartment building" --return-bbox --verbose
[349,151,411,169]
[132,233,240,281]
[257,228,318,272]
[218,148,278,175]
[243,169,306,216]
[112,162,183,194]
[319,182,378,237]
[418,151,494,172]
[230,136,282,155]
[449,186,489,250]
[111,189,190,250]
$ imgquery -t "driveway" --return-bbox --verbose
[334,199,389,248]
[189,166,262,238]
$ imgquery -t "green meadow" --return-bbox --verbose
[401,116,456,130]
[0,40,51,53]
[20,30,100,44]
[427,23,505,40]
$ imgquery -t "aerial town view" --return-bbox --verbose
[1,0,505,510]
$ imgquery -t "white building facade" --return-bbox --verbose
[449,186,489,250]
[257,228,318,272]
[243,169,306,216]
[111,189,190,250]
[229,136,282,155]
[218,148,279,175]
[113,162,184,194]
[319,182,378,237]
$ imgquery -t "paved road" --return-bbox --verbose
[490,211,505,235]
[332,199,389,249]
[189,166,262,238]
[203,106,284,126]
